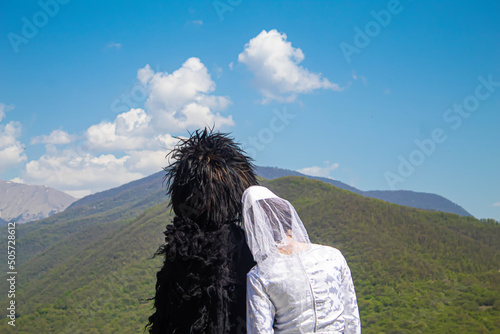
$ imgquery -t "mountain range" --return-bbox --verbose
[258,166,472,216]
[0,172,497,333]
[67,165,473,217]
[0,166,473,226]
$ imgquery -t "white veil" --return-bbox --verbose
[242,185,310,263]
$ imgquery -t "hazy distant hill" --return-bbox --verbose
[363,190,472,216]
[0,176,497,333]
[0,180,76,224]
[257,166,361,193]
[67,170,164,211]
[257,166,472,217]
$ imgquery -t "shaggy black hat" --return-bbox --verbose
[164,128,258,228]
[148,128,258,334]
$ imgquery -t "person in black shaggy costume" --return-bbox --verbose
[147,128,258,334]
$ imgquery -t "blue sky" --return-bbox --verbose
[1,0,499,220]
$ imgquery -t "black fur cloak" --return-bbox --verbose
[147,129,258,334]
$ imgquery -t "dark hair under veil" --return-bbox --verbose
[147,128,258,334]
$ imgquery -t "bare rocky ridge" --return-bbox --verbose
[0,180,76,224]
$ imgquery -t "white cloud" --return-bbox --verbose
[122,134,178,176]
[22,150,144,195]
[238,29,342,103]
[20,145,173,195]
[297,162,340,179]
[0,121,22,147]
[17,57,232,196]
[21,112,180,194]
[493,202,500,207]
[138,58,233,132]
[155,133,177,147]
[31,129,76,144]
[0,143,27,172]
[125,149,168,175]
[10,177,24,184]
[85,108,152,151]
[0,117,27,173]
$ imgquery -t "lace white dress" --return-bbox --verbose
[247,244,361,334]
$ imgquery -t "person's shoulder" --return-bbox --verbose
[247,264,272,287]
[310,244,345,260]
[247,264,259,277]
[247,263,267,281]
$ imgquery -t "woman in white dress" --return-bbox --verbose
[242,185,361,334]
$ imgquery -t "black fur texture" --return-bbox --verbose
[147,129,258,334]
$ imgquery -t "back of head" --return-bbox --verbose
[242,185,310,263]
[165,128,258,228]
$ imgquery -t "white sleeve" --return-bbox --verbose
[340,254,361,334]
[247,271,275,334]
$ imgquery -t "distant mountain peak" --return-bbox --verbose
[0,180,76,224]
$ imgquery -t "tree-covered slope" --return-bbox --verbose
[263,177,499,333]
[0,204,168,333]
[67,171,164,211]
[257,166,473,217]
[1,183,166,267]
[0,176,498,333]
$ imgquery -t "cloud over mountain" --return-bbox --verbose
[22,150,145,198]
[297,162,340,178]
[19,58,230,196]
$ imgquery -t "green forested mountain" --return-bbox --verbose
[264,177,499,333]
[0,176,498,333]
[256,166,473,217]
